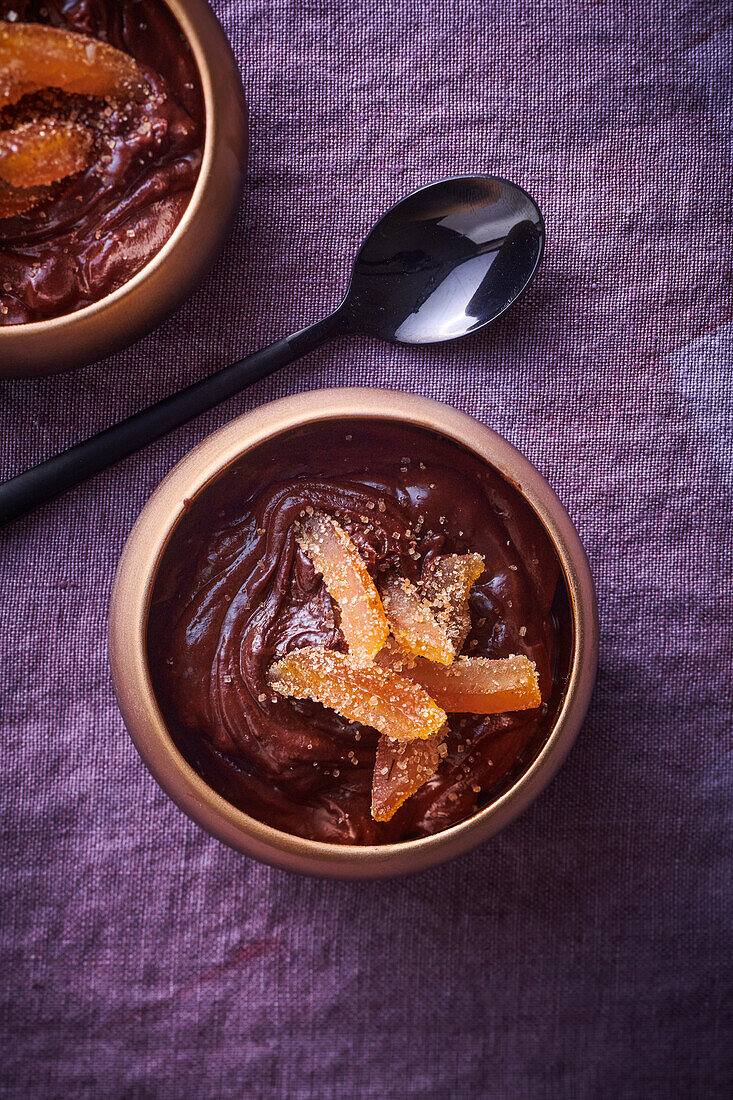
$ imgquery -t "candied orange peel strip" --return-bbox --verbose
[377,640,541,713]
[296,511,388,664]
[268,646,447,742]
[0,23,149,110]
[0,119,93,188]
[420,552,484,650]
[371,727,445,822]
[380,572,456,665]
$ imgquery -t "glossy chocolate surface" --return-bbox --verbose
[147,420,570,845]
[0,0,204,325]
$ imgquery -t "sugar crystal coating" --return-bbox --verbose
[296,511,388,664]
[371,727,446,822]
[380,572,456,665]
[268,645,447,742]
[377,640,541,713]
[0,23,149,110]
[0,119,93,189]
[420,552,485,650]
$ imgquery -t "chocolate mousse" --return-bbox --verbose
[147,420,569,845]
[0,1,204,324]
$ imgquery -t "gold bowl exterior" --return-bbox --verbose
[109,389,599,879]
[0,0,248,377]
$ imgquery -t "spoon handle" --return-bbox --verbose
[0,313,342,528]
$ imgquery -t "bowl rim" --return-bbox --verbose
[109,388,599,878]
[0,0,242,350]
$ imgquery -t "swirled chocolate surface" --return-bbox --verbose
[147,420,570,845]
[0,0,204,324]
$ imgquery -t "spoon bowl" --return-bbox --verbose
[343,175,544,343]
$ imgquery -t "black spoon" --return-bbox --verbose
[0,174,544,527]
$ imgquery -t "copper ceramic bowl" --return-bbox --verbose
[0,0,247,378]
[109,389,598,878]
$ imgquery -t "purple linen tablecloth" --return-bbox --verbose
[1,1,731,1096]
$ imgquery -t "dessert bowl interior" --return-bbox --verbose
[109,389,598,878]
[0,0,248,377]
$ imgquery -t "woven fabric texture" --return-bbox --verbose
[1,0,731,1096]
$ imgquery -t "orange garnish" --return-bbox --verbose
[296,511,388,664]
[268,646,447,742]
[377,640,541,713]
[0,23,149,110]
[420,552,484,650]
[0,119,93,188]
[371,728,445,822]
[380,572,455,665]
